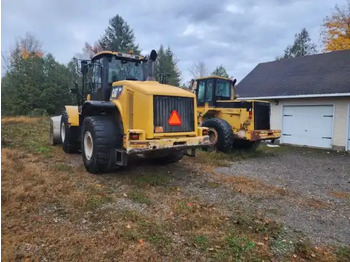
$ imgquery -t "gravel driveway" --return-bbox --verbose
[215,146,350,246]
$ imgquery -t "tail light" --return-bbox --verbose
[130,133,139,140]
[249,110,253,118]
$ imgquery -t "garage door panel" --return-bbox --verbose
[282,105,333,148]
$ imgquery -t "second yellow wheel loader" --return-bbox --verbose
[193,76,280,152]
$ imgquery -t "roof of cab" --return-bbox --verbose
[92,51,146,61]
[196,75,232,81]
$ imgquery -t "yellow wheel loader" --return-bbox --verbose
[50,50,210,173]
[193,76,280,152]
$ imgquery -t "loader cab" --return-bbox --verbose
[196,76,236,107]
[80,51,148,103]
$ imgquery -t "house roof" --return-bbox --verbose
[236,50,350,99]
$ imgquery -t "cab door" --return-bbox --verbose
[196,79,215,107]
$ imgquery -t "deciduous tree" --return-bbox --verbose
[321,0,350,52]
[189,61,209,79]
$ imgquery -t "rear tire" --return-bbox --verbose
[81,116,123,174]
[61,111,80,153]
[202,118,233,153]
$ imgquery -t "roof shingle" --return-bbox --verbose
[236,49,350,98]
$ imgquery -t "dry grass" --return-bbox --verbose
[329,191,350,200]
[1,116,40,124]
[1,116,346,261]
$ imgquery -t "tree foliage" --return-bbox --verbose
[278,28,317,60]
[2,34,74,116]
[212,65,229,78]
[321,0,350,52]
[98,15,140,54]
[155,45,181,86]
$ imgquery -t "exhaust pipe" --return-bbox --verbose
[146,50,157,81]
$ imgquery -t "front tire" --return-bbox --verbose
[202,118,233,153]
[61,111,80,153]
[81,116,123,174]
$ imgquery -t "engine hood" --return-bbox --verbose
[113,80,195,98]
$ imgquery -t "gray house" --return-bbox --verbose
[237,50,350,151]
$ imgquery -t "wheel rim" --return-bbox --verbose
[208,127,218,145]
[84,131,93,160]
[61,122,66,142]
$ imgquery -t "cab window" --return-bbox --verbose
[216,79,231,99]
[205,79,214,102]
[197,81,205,102]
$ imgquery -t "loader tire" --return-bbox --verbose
[61,111,80,153]
[202,118,233,153]
[156,151,185,164]
[81,116,123,174]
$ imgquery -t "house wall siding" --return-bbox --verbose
[270,97,350,150]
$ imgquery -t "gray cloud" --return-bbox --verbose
[2,0,342,83]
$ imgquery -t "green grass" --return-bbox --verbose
[128,189,151,205]
[133,172,171,187]
[214,235,259,261]
[2,117,54,157]
[335,245,350,262]
[54,163,73,173]
[194,235,209,249]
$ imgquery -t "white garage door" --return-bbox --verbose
[282,105,333,148]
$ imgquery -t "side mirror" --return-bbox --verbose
[149,50,157,61]
[81,60,88,74]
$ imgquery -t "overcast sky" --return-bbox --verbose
[1,0,343,83]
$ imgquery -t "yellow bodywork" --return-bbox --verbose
[197,100,280,142]
[65,80,209,153]
[64,105,79,126]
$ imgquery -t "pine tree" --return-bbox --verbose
[277,28,317,60]
[98,15,140,54]
[212,65,229,78]
[155,45,181,86]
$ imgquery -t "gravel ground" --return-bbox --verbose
[215,147,350,246]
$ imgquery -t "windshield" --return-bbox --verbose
[216,79,231,99]
[108,57,145,82]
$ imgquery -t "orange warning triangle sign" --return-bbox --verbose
[168,110,182,126]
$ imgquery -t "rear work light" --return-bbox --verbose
[129,133,139,140]
[154,126,164,133]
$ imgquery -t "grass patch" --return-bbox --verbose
[54,163,73,173]
[133,172,170,187]
[1,117,54,157]
[335,245,350,262]
[194,235,209,249]
[196,144,283,167]
[128,189,151,205]
[214,235,258,261]
[84,195,112,210]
